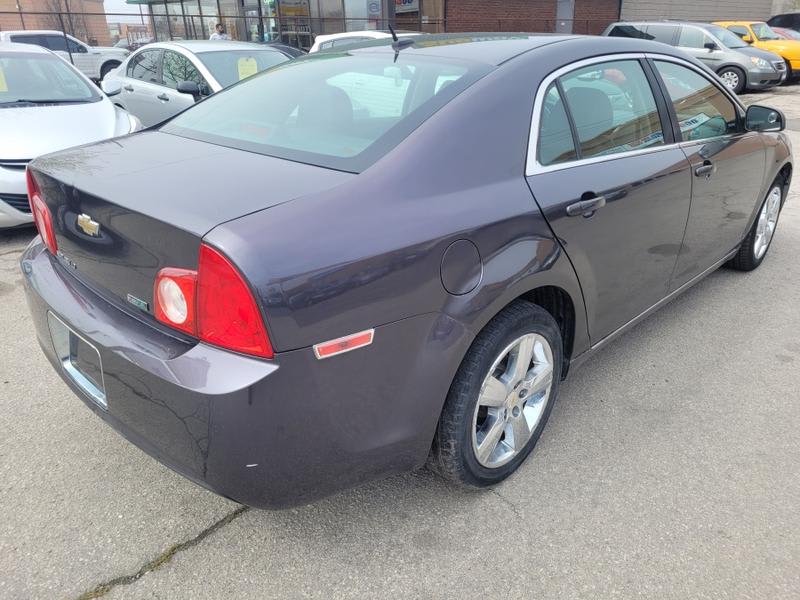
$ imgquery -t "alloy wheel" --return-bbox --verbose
[720,70,740,90]
[754,185,781,259]
[471,333,554,468]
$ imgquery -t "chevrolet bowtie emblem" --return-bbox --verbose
[77,213,100,237]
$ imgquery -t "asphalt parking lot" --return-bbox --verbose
[2,88,799,600]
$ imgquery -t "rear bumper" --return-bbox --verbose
[21,240,466,507]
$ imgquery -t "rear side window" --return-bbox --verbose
[162,53,489,173]
[727,25,751,39]
[607,24,649,39]
[161,50,205,90]
[128,49,161,83]
[9,34,47,47]
[677,27,708,49]
[538,84,577,166]
[538,60,665,164]
[654,61,738,141]
[645,25,678,44]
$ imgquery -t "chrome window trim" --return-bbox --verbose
[525,52,744,177]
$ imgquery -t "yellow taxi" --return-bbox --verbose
[714,21,800,79]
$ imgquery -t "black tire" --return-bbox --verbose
[100,61,121,80]
[718,66,746,94]
[429,300,563,487]
[782,63,793,86]
[728,180,784,271]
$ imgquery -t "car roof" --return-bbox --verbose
[340,33,583,65]
[0,41,53,54]
[339,33,695,66]
[713,21,765,26]
[151,40,276,53]
[0,30,76,36]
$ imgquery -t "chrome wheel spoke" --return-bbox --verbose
[509,415,532,451]
[480,375,509,407]
[526,362,553,397]
[476,417,506,464]
[509,335,535,385]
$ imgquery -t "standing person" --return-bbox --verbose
[210,23,230,40]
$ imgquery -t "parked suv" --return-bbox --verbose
[0,30,129,80]
[603,21,786,93]
[768,13,800,33]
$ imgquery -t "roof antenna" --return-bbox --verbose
[388,23,415,54]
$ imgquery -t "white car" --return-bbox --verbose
[0,43,141,229]
[0,30,129,80]
[102,40,295,127]
[309,30,419,53]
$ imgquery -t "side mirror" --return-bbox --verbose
[704,41,718,51]
[745,104,785,132]
[101,79,122,97]
[741,34,753,43]
[176,80,201,102]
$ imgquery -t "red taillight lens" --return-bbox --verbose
[153,244,273,359]
[197,244,273,359]
[154,268,197,336]
[26,169,58,255]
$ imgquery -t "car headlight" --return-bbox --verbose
[750,57,772,69]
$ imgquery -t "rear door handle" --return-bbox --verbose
[123,85,134,92]
[157,93,170,101]
[566,195,607,217]
[694,160,715,178]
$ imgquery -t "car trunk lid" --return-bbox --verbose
[30,131,353,326]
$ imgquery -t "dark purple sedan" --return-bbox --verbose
[21,34,792,508]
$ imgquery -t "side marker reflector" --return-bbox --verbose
[313,329,374,360]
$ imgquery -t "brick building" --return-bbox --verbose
[0,0,113,45]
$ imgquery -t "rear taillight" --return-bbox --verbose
[154,268,196,336]
[26,169,58,255]
[154,243,273,359]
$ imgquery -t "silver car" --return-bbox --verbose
[102,40,296,127]
[603,21,786,94]
[0,43,141,229]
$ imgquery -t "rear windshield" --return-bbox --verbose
[195,49,290,88]
[0,52,100,106]
[161,51,490,172]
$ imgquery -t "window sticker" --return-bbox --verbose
[0,66,7,92]
[237,57,258,81]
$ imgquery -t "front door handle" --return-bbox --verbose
[694,160,715,178]
[157,93,170,101]
[566,194,607,217]
[123,85,134,92]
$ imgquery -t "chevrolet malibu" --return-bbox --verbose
[21,34,792,508]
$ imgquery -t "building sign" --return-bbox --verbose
[395,0,419,14]
[279,0,310,17]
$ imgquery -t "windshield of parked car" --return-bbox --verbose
[751,23,781,41]
[0,52,100,106]
[162,51,490,172]
[195,49,291,88]
[705,25,748,48]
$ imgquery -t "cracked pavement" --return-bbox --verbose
[1,89,800,599]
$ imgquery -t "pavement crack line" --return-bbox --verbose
[75,505,250,600]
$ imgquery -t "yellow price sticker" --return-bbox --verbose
[0,67,8,92]
[237,57,258,81]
